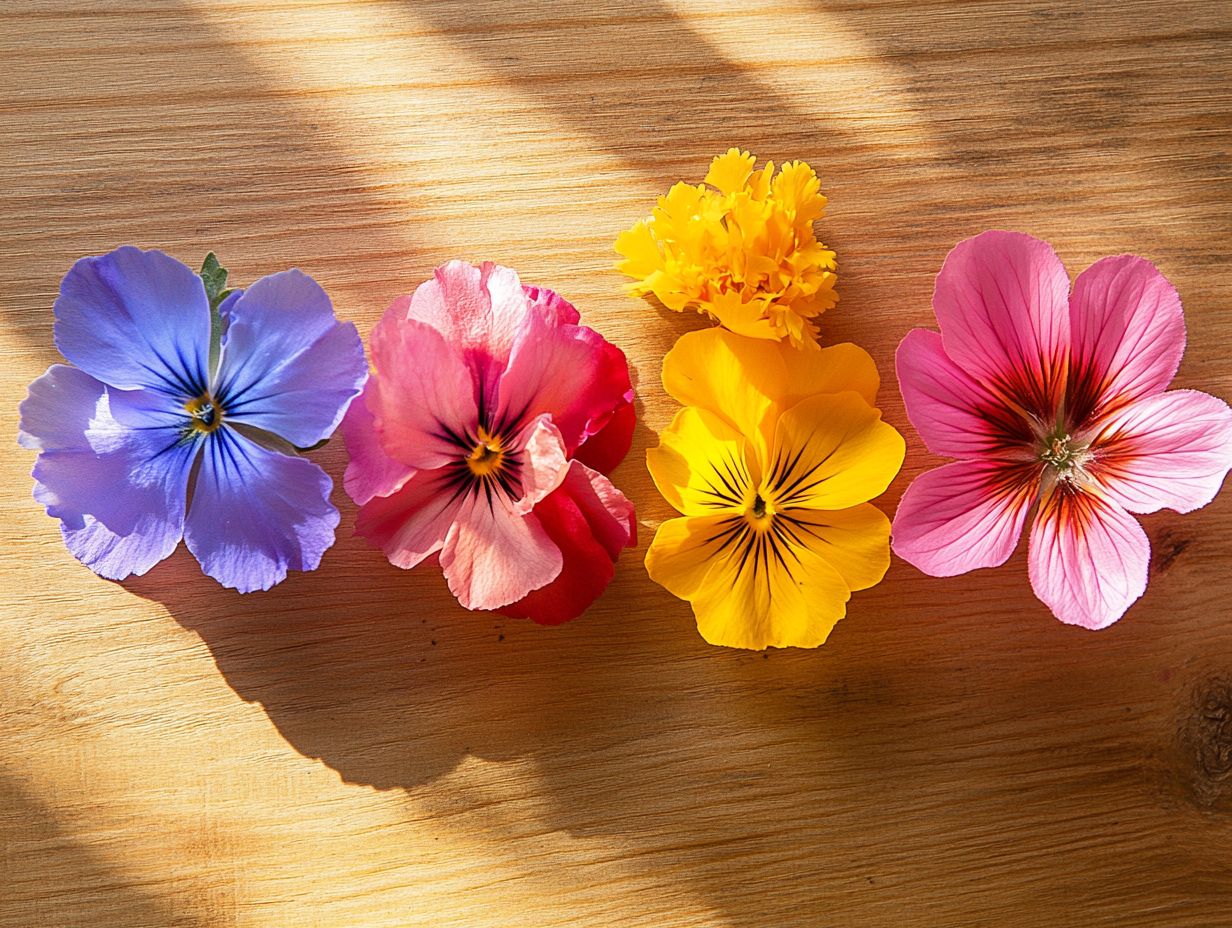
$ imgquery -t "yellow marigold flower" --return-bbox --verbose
[645,329,903,649]
[615,149,838,350]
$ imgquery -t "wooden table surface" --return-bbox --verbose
[3,1,1231,925]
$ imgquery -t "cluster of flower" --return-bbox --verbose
[19,151,1232,642]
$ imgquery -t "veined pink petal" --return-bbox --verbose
[496,309,631,453]
[892,458,1039,577]
[524,284,582,326]
[1027,487,1149,629]
[406,261,529,396]
[497,461,636,625]
[340,381,415,506]
[514,415,570,514]
[1091,389,1232,514]
[367,312,478,470]
[353,467,463,570]
[896,328,1036,459]
[932,231,1070,420]
[440,495,563,611]
[1066,254,1185,428]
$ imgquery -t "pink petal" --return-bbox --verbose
[892,458,1039,577]
[353,467,463,569]
[932,230,1070,420]
[406,261,530,396]
[1091,389,1232,514]
[367,312,477,470]
[514,415,570,513]
[439,495,563,611]
[340,381,415,506]
[1067,254,1185,428]
[496,310,633,454]
[574,396,636,475]
[497,461,636,625]
[524,284,581,326]
[1028,487,1149,629]
[896,329,1036,459]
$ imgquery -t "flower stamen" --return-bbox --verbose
[466,428,506,478]
[184,394,224,434]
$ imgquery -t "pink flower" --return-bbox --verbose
[892,231,1232,629]
[342,261,637,624]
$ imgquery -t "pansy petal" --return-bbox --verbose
[1067,254,1185,427]
[340,381,415,506]
[353,467,463,569]
[780,504,891,592]
[212,269,366,448]
[1028,487,1149,629]
[404,261,530,395]
[691,528,852,650]
[932,230,1070,419]
[646,406,756,517]
[1092,390,1232,514]
[53,246,211,395]
[183,429,339,592]
[896,328,1035,459]
[645,515,733,601]
[662,329,877,456]
[367,313,479,470]
[498,462,636,625]
[514,415,570,513]
[439,496,563,611]
[768,392,904,511]
[20,365,195,579]
[891,459,1039,577]
[574,395,636,475]
[523,284,581,326]
[496,312,632,454]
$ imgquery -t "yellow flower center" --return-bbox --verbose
[184,394,224,434]
[466,429,506,477]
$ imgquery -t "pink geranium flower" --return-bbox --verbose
[342,261,636,624]
[892,231,1232,628]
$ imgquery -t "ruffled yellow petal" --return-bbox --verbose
[690,524,851,649]
[704,148,756,196]
[646,406,758,517]
[613,220,664,289]
[767,392,905,511]
[613,151,839,349]
[776,504,891,592]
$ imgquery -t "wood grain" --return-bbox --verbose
[2,1,1231,925]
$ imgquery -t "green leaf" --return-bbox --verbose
[200,252,229,306]
[200,253,233,380]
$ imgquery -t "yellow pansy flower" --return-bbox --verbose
[645,329,904,649]
[615,149,838,350]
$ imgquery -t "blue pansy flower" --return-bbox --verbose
[18,246,368,592]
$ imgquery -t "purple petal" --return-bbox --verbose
[182,428,339,592]
[212,269,367,448]
[19,364,195,579]
[53,247,212,396]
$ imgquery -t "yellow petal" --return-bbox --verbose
[704,148,756,196]
[662,329,882,453]
[645,514,739,600]
[775,503,891,592]
[614,219,663,282]
[646,406,757,517]
[660,330,778,462]
[768,392,905,511]
[691,528,851,649]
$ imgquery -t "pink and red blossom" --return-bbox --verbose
[342,261,636,624]
[892,231,1232,628]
